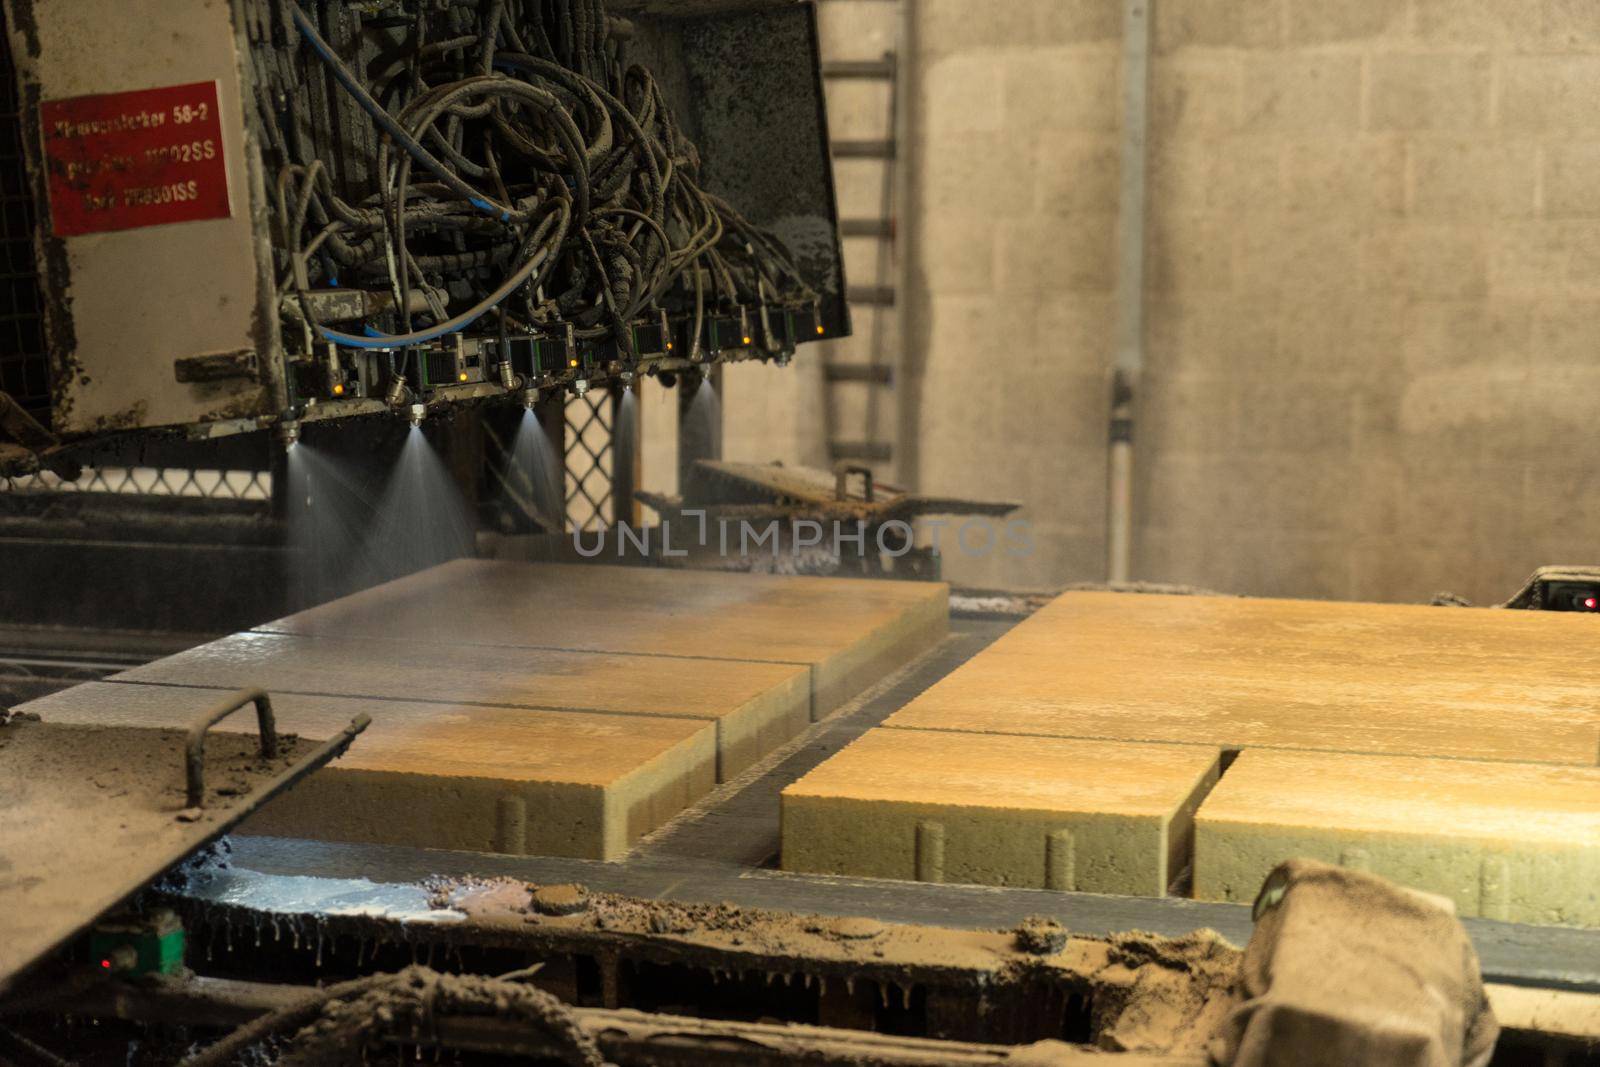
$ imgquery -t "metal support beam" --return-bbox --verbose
[62,975,1211,1066]
[536,392,566,529]
[610,383,641,528]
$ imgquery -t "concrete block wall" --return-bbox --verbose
[1134,0,1600,605]
[900,0,1125,589]
[888,0,1600,603]
[638,377,678,499]
[719,0,1599,604]
[722,359,831,471]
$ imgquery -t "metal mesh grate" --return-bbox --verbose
[0,466,272,499]
[0,5,49,425]
[564,393,612,531]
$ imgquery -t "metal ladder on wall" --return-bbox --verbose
[818,0,902,474]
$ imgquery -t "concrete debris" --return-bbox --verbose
[1013,916,1068,955]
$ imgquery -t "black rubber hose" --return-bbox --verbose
[288,2,512,218]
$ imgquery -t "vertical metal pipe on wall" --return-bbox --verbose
[894,0,923,492]
[536,391,566,531]
[1107,0,1152,584]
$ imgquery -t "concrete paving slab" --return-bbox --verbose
[781,728,1221,896]
[1194,749,1600,926]
[256,560,949,719]
[111,631,809,781]
[884,592,1600,765]
[20,682,715,860]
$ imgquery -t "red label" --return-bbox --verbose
[40,81,231,237]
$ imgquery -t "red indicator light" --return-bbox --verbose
[1586,597,1597,610]
[100,958,112,970]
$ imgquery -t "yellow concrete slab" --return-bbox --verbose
[884,592,1600,765]
[781,729,1221,896]
[256,560,948,718]
[111,631,809,781]
[20,681,715,860]
[1194,750,1600,926]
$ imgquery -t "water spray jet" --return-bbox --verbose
[506,406,563,531]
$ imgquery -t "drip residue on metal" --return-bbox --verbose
[184,866,465,925]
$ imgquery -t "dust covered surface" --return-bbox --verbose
[0,715,314,992]
[176,869,1248,1052]
[420,877,1244,1053]
[1090,929,1243,1054]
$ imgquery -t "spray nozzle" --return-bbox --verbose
[573,379,589,398]
[384,376,408,408]
[276,419,301,451]
[408,403,426,428]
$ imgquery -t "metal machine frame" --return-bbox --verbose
[0,0,845,458]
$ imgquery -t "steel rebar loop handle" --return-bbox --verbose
[184,689,278,809]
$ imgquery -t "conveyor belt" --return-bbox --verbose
[224,837,1600,992]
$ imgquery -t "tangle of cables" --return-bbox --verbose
[268,0,817,389]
